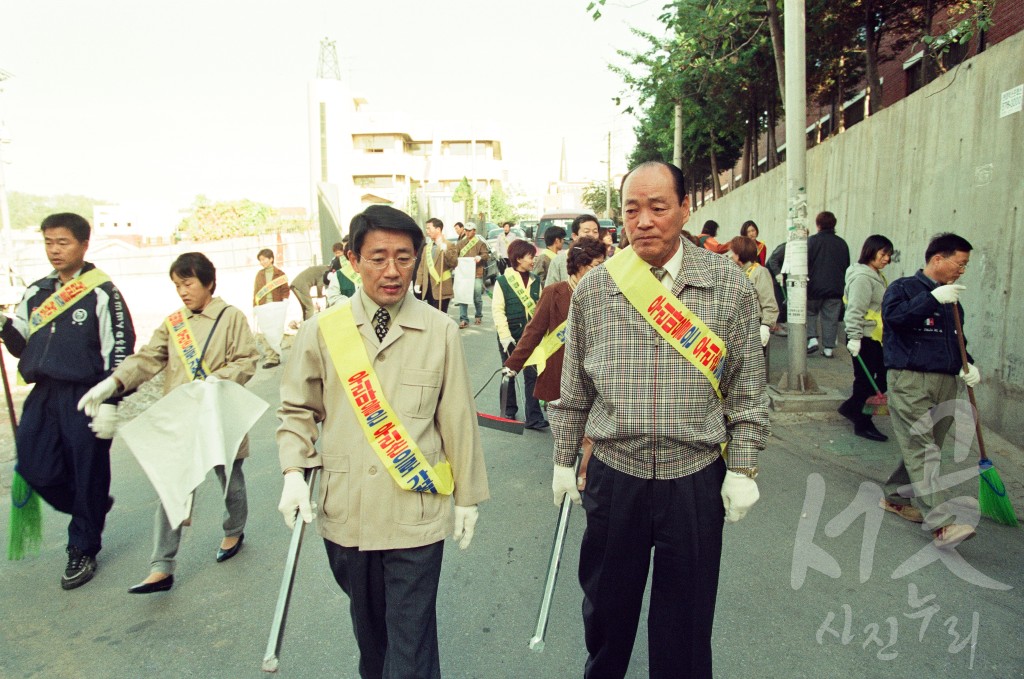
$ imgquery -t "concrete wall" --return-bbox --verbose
[691,32,1024,446]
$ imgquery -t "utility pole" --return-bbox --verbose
[782,0,812,391]
[605,131,612,218]
[0,69,14,296]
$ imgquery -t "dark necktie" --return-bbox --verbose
[373,307,390,342]
[650,266,667,283]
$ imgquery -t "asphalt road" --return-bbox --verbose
[2,302,1023,679]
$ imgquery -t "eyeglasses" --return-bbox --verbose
[361,256,416,270]
[944,257,969,271]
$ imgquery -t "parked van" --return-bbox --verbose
[535,211,594,249]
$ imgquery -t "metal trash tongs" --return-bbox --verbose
[261,467,320,673]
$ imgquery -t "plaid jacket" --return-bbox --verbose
[549,239,769,479]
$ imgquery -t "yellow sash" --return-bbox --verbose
[339,260,362,286]
[28,268,111,336]
[255,273,288,305]
[524,320,567,375]
[504,270,537,318]
[605,248,727,399]
[743,262,760,279]
[318,303,454,495]
[425,244,452,284]
[459,236,480,257]
[165,309,211,380]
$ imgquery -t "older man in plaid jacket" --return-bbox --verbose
[549,161,769,679]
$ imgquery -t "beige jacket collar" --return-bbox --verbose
[353,290,427,353]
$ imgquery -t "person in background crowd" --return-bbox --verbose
[326,239,360,307]
[414,217,458,314]
[1,212,136,590]
[78,252,259,593]
[766,242,788,336]
[697,220,730,254]
[290,264,331,320]
[600,227,617,259]
[806,211,850,358]
[324,241,345,286]
[455,222,490,328]
[496,221,516,273]
[740,220,767,265]
[533,226,565,286]
[728,236,778,349]
[881,232,980,549]
[546,214,600,286]
[252,248,289,368]
[838,234,894,442]
[492,239,546,430]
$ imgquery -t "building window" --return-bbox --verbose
[406,142,431,156]
[941,40,970,71]
[354,135,398,152]
[354,176,395,189]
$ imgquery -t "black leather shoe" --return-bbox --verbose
[855,423,888,442]
[128,575,174,594]
[216,533,244,563]
[525,420,550,430]
[837,402,861,424]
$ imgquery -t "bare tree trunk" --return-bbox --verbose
[766,0,786,103]
[767,91,779,168]
[709,132,722,199]
[741,125,751,185]
[752,108,760,179]
[922,0,936,85]
[863,0,883,115]
[837,56,846,134]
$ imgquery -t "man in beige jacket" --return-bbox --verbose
[413,217,458,314]
[276,205,489,679]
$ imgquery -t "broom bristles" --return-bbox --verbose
[978,460,1019,528]
[7,471,43,560]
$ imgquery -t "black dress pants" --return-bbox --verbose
[579,456,726,679]
[423,289,450,314]
[16,380,112,557]
[840,337,887,421]
[325,539,444,679]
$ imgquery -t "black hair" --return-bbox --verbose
[701,220,719,237]
[544,226,567,247]
[925,232,973,263]
[816,211,837,231]
[332,241,344,253]
[350,205,424,258]
[454,222,464,229]
[257,248,275,262]
[426,217,443,230]
[858,235,894,265]
[567,236,607,275]
[507,239,535,269]
[571,214,600,236]
[40,213,90,242]
[170,252,217,293]
[619,161,688,205]
[740,220,759,238]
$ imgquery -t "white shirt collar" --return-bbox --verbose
[657,238,685,290]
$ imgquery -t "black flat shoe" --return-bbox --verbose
[128,575,174,594]
[855,424,888,442]
[216,533,244,563]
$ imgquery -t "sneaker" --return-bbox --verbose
[879,499,924,523]
[933,523,976,549]
[61,546,97,590]
[807,338,819,354]
[823,348,834,358]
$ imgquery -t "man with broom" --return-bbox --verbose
[0,213,135,587]
[881,232,981,549]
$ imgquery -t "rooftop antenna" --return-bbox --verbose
[317,38,341,80]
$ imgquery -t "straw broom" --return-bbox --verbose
[2,346,43,560]
[951,306,1018,527]
[854,354,889,416]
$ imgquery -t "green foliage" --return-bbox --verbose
[451,177,475,222]
[581,181,620,220]
[7,192,108,230]
[488,183,521,225]
[175,197,310,242]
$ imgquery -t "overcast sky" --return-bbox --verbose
[0,0,666,211]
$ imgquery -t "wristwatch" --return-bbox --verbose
[731,466,759,479]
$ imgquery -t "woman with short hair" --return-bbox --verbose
[741,220,767,266]
[728,236,778,348]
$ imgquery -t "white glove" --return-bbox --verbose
[278,471,314,529]
[502,366,517,379]
[959,363,981,388]
[77,377,119,417]
[931,284,966,304]
[205,374,220,383]
[552,465,581,507]
[89,403,118,440]
[501,337,516,354]
[847,338,861,357]
[453,505,479,550]
[414,284,422,295]
[759,325,770,347]
[721,470,760,523]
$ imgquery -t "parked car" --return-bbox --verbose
[534,211,595,249]
[486,226,528,254]
[518,220,539,240]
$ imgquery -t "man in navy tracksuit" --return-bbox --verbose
[0,213,135,589]
[880,232,979,550]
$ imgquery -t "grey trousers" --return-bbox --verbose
[884,369,959,529]
[806,297,842,348]
[150,459,247,575]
